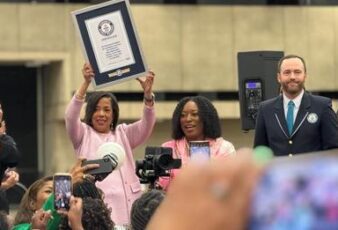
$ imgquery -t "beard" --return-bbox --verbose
[281,81,304,96]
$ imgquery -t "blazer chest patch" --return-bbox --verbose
[307,113,318,124]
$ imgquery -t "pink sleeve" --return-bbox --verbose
[157,176,170,191]
[123,105,156,149]
[212,138,236,157]
[65,95,86,149]
[157,169,180,191]
[219,141,236,156]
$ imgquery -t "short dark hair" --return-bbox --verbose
[130,190,165,230]
[59,197,114,230]
[84,92,119,131]
[277,54,307,73]
[171,96,222,140]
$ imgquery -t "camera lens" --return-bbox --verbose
[157,154,172,170]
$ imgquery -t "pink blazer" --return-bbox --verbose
[158,137,236,190]
[65,95,155,225]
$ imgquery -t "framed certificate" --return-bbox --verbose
[72,0,148,89]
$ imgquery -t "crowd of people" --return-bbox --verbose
[0,54,337,229]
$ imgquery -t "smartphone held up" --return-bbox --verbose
[53,173,72,210]
[189,141,210,163]
[250,151,338,230]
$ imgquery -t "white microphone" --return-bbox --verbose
[96,142,126,170]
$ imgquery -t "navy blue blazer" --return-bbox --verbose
[254,92,338,156]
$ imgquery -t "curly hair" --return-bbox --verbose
[59,197,114,230]
[72,178,102,200]
[13,176,53,225]
[130,189,165,230]
[171,96,222,140]
[84,91,119,131]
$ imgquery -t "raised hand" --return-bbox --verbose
[58,196,84,230]
[76,63,95,100]
[31,209,52,230]
[137,70,155,98]
[1,170,19,190]
[82,63,95,84]
[69,158,99,184]
[67,196,83,229]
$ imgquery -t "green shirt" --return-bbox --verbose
[11,194,61,230]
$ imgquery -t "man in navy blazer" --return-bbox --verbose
[254,54,338,156]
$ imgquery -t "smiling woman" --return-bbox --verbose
[64,63,156,226]
[157,96,236,190]
[13,176,53,226]
[84,92,118,134]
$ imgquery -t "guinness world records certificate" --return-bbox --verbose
[72,0,147,88]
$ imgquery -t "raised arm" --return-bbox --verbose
[137,70,155,107]
[124,71,156,148]
[65,63,94,149]
[77,63,93,100]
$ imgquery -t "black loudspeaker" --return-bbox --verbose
[237,51,284,131]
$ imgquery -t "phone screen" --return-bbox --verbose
[53,173,72,210]
[189,141,210,163]
[249,152,338,230]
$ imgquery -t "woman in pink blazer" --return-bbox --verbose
[65,63,156,226]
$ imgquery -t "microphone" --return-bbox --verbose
[82,142,126,181]
[96,142,126,170]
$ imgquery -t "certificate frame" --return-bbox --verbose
[72,0,148,89]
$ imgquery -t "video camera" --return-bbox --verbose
[136,147,181,188]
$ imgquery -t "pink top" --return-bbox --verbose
[158,137,236,190]
[65,95,155,225]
